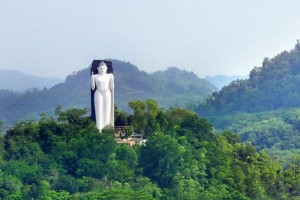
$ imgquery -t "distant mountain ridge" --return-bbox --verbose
[0,60,217,128]
[151,66,217,95]
[0,69,63,92]
[205,74,248,90]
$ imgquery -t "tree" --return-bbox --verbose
[140,132,183,187]
[0,121,3,134]
[37,181,70,200]
[55,106,91,127]
[129,100,147,134]
[129,99,161,136]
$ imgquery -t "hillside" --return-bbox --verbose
[192,42,300,155]
[196,42,300,116]
[0,69,62,92]
[208,108,300,150]
[0,59,217,128]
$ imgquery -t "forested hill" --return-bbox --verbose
[151,66,214,95]
[0,59,217,128]
[196,42,300,116]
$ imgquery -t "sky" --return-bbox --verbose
[1,0,300,79]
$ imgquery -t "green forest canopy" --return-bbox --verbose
[0,100,299,199]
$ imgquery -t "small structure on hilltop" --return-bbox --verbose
[114,126,147,146]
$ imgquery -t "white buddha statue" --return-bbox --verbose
[91,61,114,131]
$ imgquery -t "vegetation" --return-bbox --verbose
[0,100,299,199]
[206,108,300,150]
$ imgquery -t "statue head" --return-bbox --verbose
[97,61,108,74]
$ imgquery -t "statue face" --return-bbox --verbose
[97,64,107,74]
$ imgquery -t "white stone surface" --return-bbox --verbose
[91,62,114,131]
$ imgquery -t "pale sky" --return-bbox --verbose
[1,0,300,79]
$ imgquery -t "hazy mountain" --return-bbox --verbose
[196,42,300,116]
[205,74,248,90]
[0,69,63,92]
[0,60,217,128]
[152,67,217,94]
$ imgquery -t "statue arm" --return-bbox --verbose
[91,72,96,90]
[109,74,114,126]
